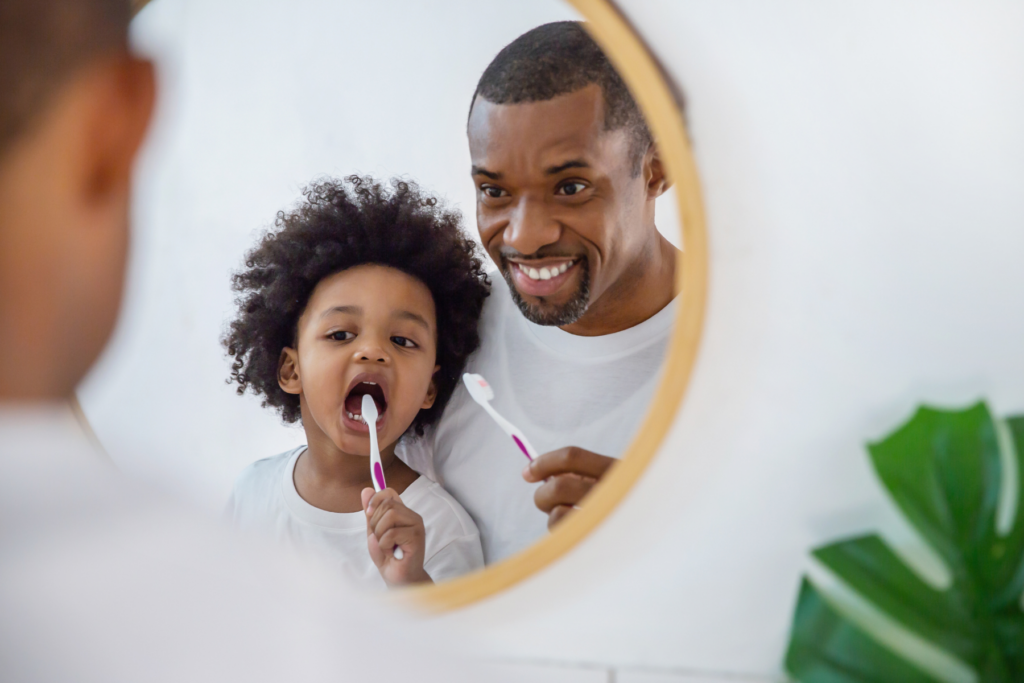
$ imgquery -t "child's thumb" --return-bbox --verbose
[360,487,375,512]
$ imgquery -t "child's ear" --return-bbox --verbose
[278,347,301,395]
[421,365,441,409]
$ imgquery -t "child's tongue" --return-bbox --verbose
[345,393,364,415]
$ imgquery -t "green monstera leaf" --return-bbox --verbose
[785,402,1024,682]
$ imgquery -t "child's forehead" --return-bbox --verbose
[305,264,436,322]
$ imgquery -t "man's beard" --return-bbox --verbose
[500,256,591,326]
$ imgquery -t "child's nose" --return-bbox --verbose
[354,339,390,364]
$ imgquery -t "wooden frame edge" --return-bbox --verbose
[124,0,708,613]
[405,0,708,611]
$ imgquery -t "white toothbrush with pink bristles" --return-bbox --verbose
[462,373,540,461]
[362,393,403,561]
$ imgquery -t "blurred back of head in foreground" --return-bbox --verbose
[0,0,153,401]
[0,2,498,681]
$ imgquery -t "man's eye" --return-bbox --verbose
[391,336,418,348]
[557,182,586,196]
[328,331,354,341]
[481,185,508,199]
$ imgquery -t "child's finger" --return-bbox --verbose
[377,527,418,557]
[370,508,412,540]
[365,488,400,517]
[360,487,375,511]
[367,498,397,529]
[366,524,385,567]
[367,494,410,529]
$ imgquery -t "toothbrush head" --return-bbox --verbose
[462,372,494,404]
[361,392,379,426]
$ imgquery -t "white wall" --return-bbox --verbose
[441,1,1024,680]
[79,1,1024,680]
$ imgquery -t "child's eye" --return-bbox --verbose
[391,336,418,349]
[328,331,355,341]
[557,181,587,196]
[480,185,508,199]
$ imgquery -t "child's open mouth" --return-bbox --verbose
[343,374,388,429]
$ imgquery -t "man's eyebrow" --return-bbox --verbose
[545,159,590,175]
[471,165,501,180]
[395,310,432,331]
[319,305,361,319]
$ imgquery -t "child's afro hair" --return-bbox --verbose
[223,175,490,435]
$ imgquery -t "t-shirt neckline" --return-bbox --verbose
[281,447,426,529]
[519,294,678,359]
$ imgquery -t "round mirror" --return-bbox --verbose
[78,0,706,608]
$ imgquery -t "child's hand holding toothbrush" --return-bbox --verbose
[361,487,432,587]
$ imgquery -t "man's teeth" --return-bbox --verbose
[519,261,573,281]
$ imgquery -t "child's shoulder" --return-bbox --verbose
[230,446,304,501]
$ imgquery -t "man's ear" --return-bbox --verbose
[81,55,155,208]
[421,365,441,409]
[643,145,671,199]
[278,347,301,395]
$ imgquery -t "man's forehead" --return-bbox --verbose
[468,86,609,163]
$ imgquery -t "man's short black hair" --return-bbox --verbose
[0,0,131,156]
[223,176,490,435]
[471,21,652,176]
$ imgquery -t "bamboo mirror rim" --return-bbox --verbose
[116,0,709,612]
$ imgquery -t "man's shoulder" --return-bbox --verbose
[478,272,514,333]
[404,477,479,539]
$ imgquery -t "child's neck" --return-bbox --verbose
[293,416,419,514]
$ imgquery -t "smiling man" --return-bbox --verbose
[400,21,680,563]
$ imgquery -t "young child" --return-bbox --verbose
[223,176,489,589]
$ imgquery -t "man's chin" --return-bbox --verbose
[501,263,591,327]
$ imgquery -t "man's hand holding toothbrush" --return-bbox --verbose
[522,447,617,529]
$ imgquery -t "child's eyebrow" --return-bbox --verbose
[319,305,361,319]
[394,310,431,331]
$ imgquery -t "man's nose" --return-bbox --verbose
[503,197,560,256]
[353,336,390,364]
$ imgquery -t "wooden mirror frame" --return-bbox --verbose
[123,0,708,612]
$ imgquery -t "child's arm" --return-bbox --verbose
[360,488,432,587]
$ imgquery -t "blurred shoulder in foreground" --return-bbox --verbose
[0,1,503,680]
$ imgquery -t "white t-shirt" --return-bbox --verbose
[399,276,676,563]
[0,404,497,682]
[226,446,484,588]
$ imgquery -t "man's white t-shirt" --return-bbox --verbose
[399,276,676,563]
[226,446,484,588]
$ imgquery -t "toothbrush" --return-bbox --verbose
[361,393,404,561]
[462,373,540,461]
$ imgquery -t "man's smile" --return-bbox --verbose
[507,258,581,298]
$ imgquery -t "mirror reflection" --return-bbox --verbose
[80,0,683,590]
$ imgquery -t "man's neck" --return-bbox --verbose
[560,233,678,337]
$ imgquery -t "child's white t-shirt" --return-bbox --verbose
[226,446,484,589]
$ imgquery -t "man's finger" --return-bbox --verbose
[547,504,575,530]
[533,474,594,514]
[524,446,615,483]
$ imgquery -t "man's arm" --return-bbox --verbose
[522,447,617,529]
